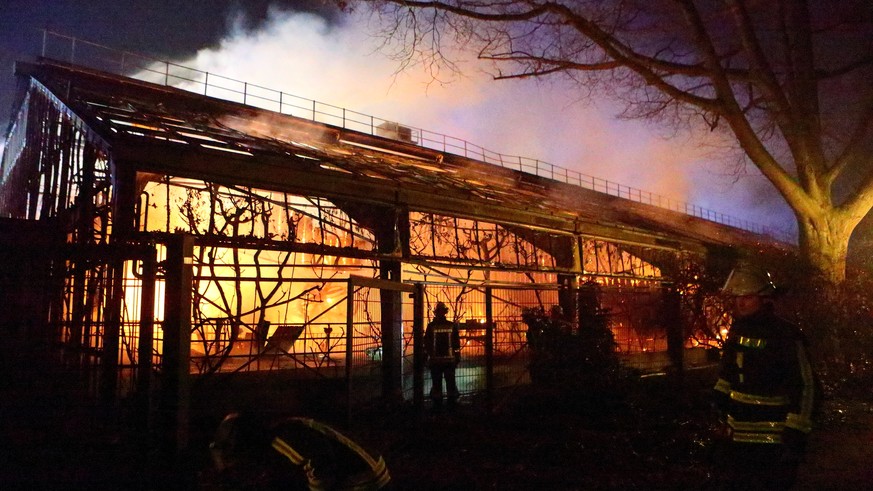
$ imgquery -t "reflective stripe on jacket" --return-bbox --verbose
[425,317,460,363]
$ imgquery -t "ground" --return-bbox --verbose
[349,376,873,490]
[2,361,871,490]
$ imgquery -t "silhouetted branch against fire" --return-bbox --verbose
[344,0,873,285]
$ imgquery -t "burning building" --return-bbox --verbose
[0,33,780,448]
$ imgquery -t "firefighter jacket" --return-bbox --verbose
[713,305,817,445]
[424,316,461,365]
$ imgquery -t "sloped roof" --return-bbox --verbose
[16,59,780,254]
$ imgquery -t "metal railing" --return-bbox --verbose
[37,30,794,243]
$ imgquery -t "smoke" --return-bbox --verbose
[171,6,790,234]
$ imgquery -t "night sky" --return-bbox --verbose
[0,0,797,236]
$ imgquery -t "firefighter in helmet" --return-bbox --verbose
[424,302,461,408]
[712,264,817,490]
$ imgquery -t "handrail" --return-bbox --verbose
[35,30,794,243]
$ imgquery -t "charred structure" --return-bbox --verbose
[0,34,781,449]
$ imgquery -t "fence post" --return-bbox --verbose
[413,283,425,410]
[485,286,494,411]
[136,248,157,434]
[346,279,355,425]
[161,233,193,454]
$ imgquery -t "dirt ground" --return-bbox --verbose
[348,379,873,490]
[794,398,873,489]
[2,358,871,490]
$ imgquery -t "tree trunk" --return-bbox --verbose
[796,210,856,286]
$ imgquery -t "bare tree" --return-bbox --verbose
[344,0,873,284]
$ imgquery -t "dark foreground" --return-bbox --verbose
[2,366,871,490]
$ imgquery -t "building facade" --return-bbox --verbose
[0,36,779,447]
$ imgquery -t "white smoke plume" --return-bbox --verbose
[172,6,794,236]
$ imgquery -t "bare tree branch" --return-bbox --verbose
[349,0,873,283]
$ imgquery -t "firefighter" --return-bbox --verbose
[207,412,391,490]
[712,264,817,490]
[424,302,461,408]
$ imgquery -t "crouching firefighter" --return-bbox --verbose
[207,412,391,490]
[424,302,461,408]
[712,264,818,490]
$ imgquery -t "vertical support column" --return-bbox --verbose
[74,143,96,244]
[379,260,403,401]
[162,234,193,453]
[137,248,157,431]
[662,283,684,378]
[67,261,86,365]
[412,283,425,410]
[484,286,494,411]
[111,160,138,240]
[557,236,582,330]
[375,206,408,403]
[345,279,355,426]
[100,254,125,405]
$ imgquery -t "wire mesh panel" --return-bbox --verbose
[348,277,417,415]
[347,283,386,408]
[489,287,560,388]
[420,284,485,399]
[415,283,561,400]
[59,262,112,398]
[186,272,353,377]
[56,249,160,401]
[598,282,672,373]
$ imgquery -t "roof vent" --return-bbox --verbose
[375,121,415,143]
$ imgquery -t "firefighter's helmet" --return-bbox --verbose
[722,264,777,296]
[434,302,449,316]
